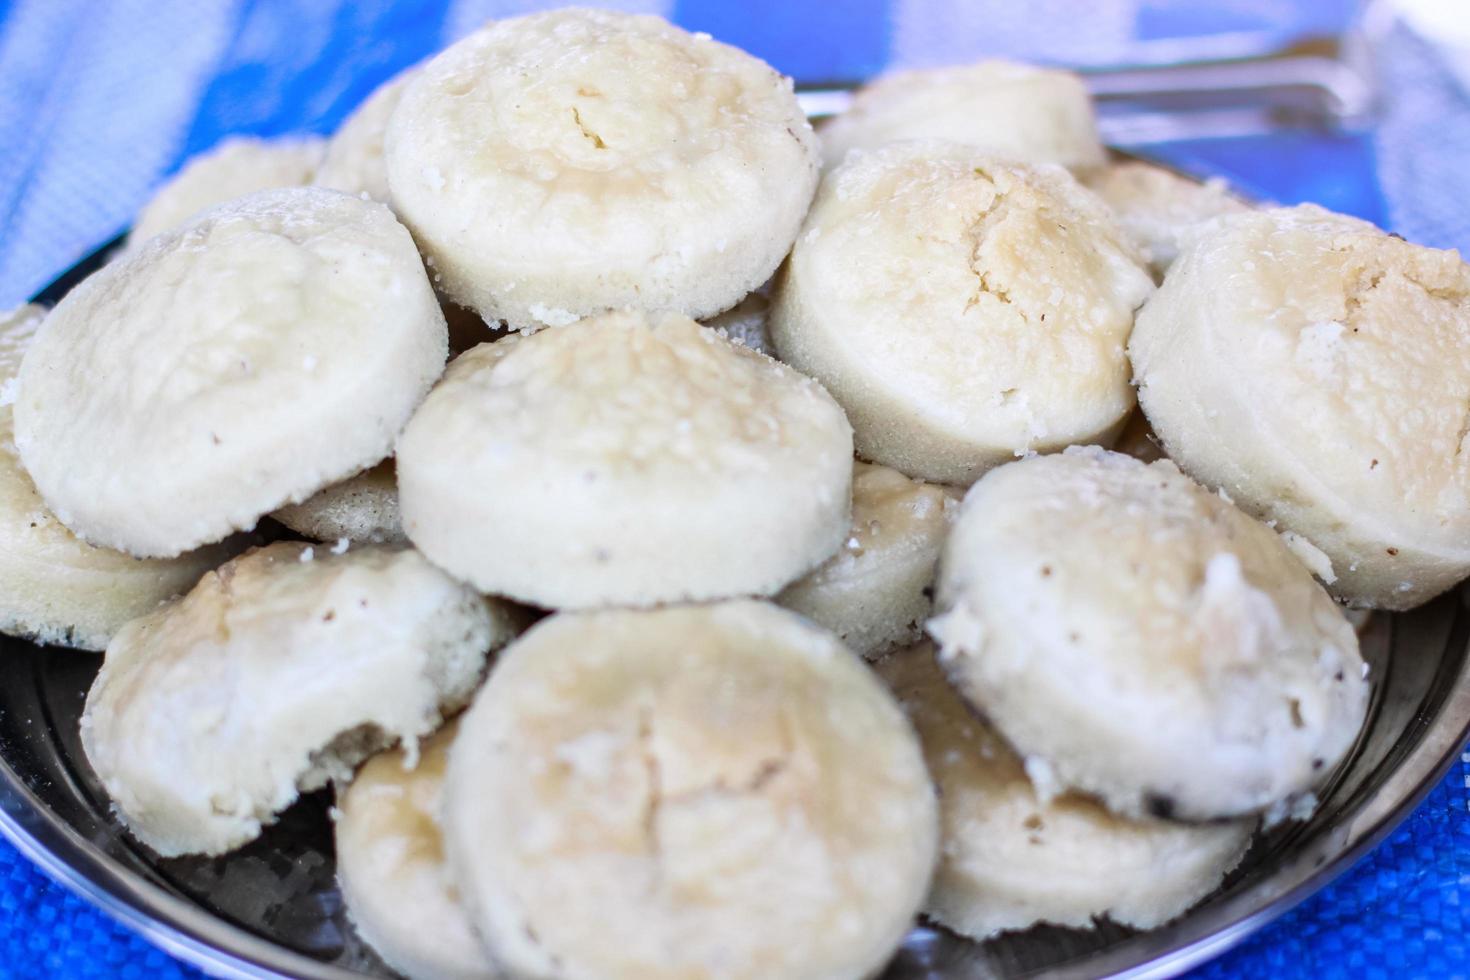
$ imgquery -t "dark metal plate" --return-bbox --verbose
[3,192,1469,980]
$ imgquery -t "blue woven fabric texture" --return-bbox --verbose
[1,1,1468,977]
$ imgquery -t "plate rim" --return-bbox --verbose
[4,589,1467,980]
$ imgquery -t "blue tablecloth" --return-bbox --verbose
[1,1,1468,977]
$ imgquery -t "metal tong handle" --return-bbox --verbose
[797,38,1375,145]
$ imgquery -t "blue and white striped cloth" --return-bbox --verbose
[1,2,1468,977]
